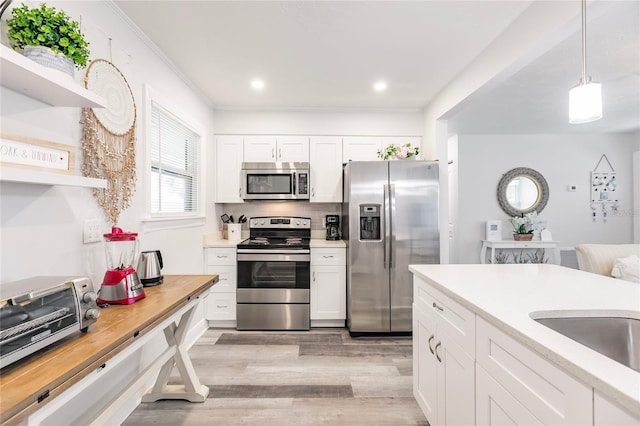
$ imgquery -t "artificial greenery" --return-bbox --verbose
[377,143,420,160]
[6,3,90,68]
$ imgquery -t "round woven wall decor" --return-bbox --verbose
[81,59,137,225]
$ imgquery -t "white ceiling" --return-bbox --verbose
[114,0,639,135]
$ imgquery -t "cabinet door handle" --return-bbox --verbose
[312,187,315,197]
[279,148,282,159]
[313,272,316,282]
[217,304,228,309]
[435,341,442,363]
[272,148,275,158]
[220,277,228,281]
[432,302,444,312]
[239,187,242,197]
[217,255,227,259]
[428,335,435,354]
[323,255,334,258]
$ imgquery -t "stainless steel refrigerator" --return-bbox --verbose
[342,161,439,335]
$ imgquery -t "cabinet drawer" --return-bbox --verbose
[311,248,346,265]
[413,278,475,355]
[205,292,236,321]
[206,247,236,266]
[476,317,592,425]
[205,265,236,292]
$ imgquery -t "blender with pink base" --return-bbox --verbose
[97,227,145,305]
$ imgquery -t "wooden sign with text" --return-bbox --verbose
[0,133,74,174]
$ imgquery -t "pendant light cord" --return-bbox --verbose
[581,0,588,84]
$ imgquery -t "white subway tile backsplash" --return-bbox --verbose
[219,202,341,231]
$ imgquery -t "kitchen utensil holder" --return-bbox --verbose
[227,223,242,241]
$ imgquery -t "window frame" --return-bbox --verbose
[142,85,205,224]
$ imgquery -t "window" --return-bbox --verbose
[150,101,201,217]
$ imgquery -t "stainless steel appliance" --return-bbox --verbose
[0,276,100,368]
[241,162,310,200]
[325,214,340,240]
[137,250,164,286]
[236,216,311,330]
[343,161,439,336]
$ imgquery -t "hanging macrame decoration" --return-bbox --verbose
[81,59,137,225]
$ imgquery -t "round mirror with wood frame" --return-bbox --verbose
[497,167,549,217]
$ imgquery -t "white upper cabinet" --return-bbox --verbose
[309,136,343,203]
[243,136,276,162]
[342,136,382,162]
[243,135,309,162]
[215,135,244,203]
[276,136,309,162]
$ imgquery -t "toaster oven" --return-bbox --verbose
[0,276,100,369]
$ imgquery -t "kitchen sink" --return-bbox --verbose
[530,312,640,373]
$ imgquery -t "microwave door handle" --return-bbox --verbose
[293,171,297,195]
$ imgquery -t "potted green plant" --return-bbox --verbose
[6,2,90,76]
[510,211,537,241]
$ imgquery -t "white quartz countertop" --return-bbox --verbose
[409,264,640,416]
[309,239,346,248]
[203,237,240,248]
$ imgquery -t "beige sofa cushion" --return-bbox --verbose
[575,244,640,276]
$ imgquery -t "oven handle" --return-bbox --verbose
[237,249,310,254]
[237,253,311,262]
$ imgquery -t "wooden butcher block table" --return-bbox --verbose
[0,274,217,425]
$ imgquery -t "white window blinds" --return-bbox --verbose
[150,102,200,216]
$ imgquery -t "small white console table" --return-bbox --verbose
[480,240,561,265]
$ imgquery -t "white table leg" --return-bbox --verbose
[480,243,488,264]
[141,303,209,403]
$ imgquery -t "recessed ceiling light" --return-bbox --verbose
[374,81,387,92]
[251,79,265,90]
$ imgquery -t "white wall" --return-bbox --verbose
[214,109,423,136]
[0,0,215,285]
[455,132,638,264]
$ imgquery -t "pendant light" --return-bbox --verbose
[569,0,602,123]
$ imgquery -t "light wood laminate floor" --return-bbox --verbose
[123,328,427,425]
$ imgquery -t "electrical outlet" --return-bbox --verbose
[83,219,102,244]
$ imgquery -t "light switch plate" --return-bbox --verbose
[83,219,102,244]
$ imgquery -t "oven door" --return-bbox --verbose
[237,251,310,303]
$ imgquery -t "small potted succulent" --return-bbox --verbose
[377,143,420,160]
[6,2,90,76]
[510,211,537,241]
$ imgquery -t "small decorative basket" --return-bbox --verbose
[513,233,533,241]
[23,46,74,77]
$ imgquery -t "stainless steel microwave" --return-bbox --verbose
[241,162,310,200]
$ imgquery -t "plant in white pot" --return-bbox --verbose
[6,2,90,76]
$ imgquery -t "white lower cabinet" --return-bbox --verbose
[413,277,475,426]
[204,247,237,324]
[476,317,592,425]
[594,391,640,425]
[310,247,346,326]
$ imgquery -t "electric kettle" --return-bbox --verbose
[137,250,164,287]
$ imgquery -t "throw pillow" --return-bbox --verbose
[610,254,640,283]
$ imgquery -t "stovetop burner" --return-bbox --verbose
[237,216,311,250]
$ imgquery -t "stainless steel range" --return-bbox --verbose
[236,216,311,331]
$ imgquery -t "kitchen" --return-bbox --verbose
[1,1,639,425]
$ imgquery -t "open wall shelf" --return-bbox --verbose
[0,44,107,108]
[0,167,107,188]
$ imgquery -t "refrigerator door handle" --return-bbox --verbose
[383,183,391,269]
[389,183,396,268]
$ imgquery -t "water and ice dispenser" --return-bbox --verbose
[359,204,381,240]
